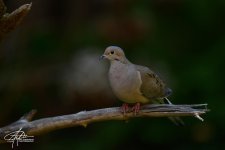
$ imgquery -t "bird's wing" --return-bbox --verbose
[135,65,183,125]
[134,64,170,99]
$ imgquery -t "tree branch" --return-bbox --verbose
[0,104,209,143]
[0,0,6,18]
[0,1,32,41]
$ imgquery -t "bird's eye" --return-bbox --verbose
[110,51,114,54]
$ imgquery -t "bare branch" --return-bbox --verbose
[0,1,32,41]
[19,109,37,122]
[0,104,209,143]
[0,0,6,18]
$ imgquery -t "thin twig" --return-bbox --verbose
[0,104,209,143]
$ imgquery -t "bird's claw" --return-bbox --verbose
[121,103,129,115]
[131,103,140,115]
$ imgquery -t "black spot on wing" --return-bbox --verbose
[147,73,161,85]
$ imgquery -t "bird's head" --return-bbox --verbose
[100,46,127,63]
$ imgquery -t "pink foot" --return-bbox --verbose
[121,103,129,114]
[131,103,140,115]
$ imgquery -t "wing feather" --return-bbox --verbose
[134,65,169,99]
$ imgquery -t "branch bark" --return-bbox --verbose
[0,104,209,143]
[0,0,6,18]
[0,0,32,41]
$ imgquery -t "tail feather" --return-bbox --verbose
[168,116,185,126]
[164,88,173,97]
[164,97,185,126]
[155,97,185,126]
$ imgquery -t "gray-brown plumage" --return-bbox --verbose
[100,46,184,125]
[101,46,171,104]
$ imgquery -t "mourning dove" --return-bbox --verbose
[100,46,184,125]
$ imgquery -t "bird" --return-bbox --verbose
[100,46,184,125]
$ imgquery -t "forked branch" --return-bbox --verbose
[0,104,209,143]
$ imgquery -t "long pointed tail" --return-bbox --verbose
[163,97,185,126]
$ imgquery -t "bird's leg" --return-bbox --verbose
[121,103,129,114]
[131,103,140,115]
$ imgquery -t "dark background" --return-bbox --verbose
[1,0,225,149]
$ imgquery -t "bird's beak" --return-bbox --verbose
[99,55,106,61]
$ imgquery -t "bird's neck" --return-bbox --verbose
[110,58,131,65]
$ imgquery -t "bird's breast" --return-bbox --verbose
[108,62,149,103]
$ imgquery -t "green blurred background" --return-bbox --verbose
[1,0,225,149]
